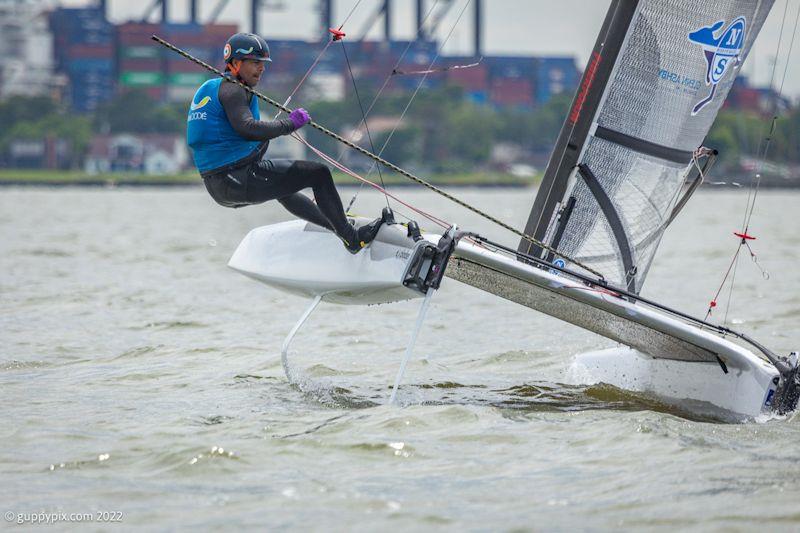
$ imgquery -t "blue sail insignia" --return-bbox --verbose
[688,16,747,115]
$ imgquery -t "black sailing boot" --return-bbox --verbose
[343,208,393,254]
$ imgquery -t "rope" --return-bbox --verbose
[343,0,443,211]
[151,35,606,280]
[359,0,473,185]
[339,40,390,210]
[705,1,798,321]
[392,57,482,76]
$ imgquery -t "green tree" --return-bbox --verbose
[92,90,185,134]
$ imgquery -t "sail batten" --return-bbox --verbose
[521,0,775,292]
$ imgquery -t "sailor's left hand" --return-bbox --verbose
[289,108,311,130]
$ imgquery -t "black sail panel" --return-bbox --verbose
[519,0,640,258]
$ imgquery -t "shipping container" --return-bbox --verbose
[446,59,488,91]
[167,60,216,74]
[534,57,578,103]
[65,58,114,73]
[168,72,210,86]
[66,44,114,60]
[120,46,161,59]
[167,85,199,103]
[466,90,488,105]
[69,75,114,89]
[486,56,536,80]
[50,8,112,32]
[166,46,216,63]
[490,77,534,107]
[119,71,164,87]
[119,58,163,72]
[143,87,165,101]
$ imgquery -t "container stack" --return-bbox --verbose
[446,57,489,104]
[49,8,115,112]
[534,57,579,104]
[486,57,536,108]
[117,22,237,103]
[162,23,236,102]
[117,23,163,101]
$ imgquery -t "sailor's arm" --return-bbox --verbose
[219,80,295,141]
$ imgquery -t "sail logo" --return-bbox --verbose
[688,16,746,115]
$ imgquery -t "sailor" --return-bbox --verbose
[187,32,384,253]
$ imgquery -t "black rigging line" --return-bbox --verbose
[715,1,799,324]
[744,0,798,234]
[340,40,391,210]
[343,0,443,213]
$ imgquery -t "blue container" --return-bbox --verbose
[487,56,536,79]
[269,40,314,59]
[466,90,488,105]
[390,40,437,57]
[162,22,204,34]
[534,56,578,103]
[50,8,112,34]
[393,74,441,92]
[66,58,114,73]
[170,46,216,63]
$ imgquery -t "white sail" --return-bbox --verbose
[521,0,775,292]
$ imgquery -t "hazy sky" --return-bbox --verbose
[64,0,800,98]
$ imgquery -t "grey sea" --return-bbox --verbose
[2,186,799,530]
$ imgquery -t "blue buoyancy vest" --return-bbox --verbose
[186,77,262,173]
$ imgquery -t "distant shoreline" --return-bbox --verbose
[1,170,798,188]
[0,170,538,188]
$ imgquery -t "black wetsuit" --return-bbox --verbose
[201,79,356,241]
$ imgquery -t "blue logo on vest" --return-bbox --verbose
[688,17,746,115]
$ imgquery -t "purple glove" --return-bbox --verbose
[289,108,310,130]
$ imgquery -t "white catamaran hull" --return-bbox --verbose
[570,347,777,420]
[228,219,428,305]
[229,220,789,420]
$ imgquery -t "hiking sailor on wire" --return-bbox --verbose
[187,32,385,253]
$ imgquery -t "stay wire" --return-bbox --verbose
[274,0,369,116]
[707,1,798,321]
[343,0,442,212]
[360,0,473,186]
[743,0,798,233]
[337,0,366,31]
[339,40,391,211]
[151,35,606,280]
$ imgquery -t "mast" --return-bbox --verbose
[518,0,639,258]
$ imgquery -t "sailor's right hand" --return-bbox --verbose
[289,108,311,130]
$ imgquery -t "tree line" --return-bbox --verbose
[1,86,797,173]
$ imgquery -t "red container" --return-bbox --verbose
[490,78,533,106]
[167,60,211,73]
[118,23,160,39]
[447,63,488,91]
[119,34,160,46]
[119,58,163,71]
[66,44,114,59]
[144,86,165,101]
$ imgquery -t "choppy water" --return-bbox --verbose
[2,186,799,530]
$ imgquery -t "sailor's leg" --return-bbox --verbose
[287,161,355,240]
[277,193,333,230]
[248,159,358,244]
